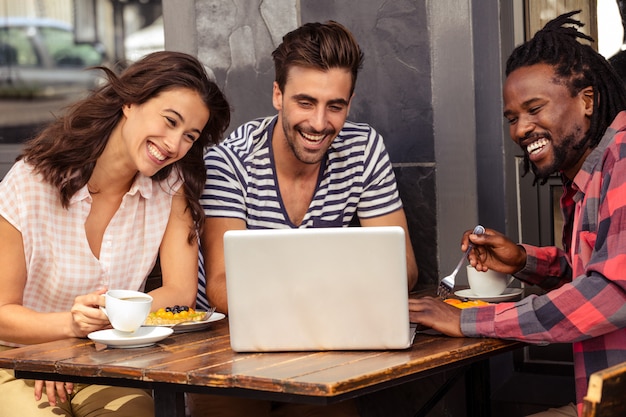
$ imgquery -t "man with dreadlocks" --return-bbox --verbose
[409,10,626,416]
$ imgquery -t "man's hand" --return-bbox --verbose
[34,380,73,406]
[462,227,527,275]
[408,297,464,337]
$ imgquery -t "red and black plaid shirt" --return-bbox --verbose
[462,111,626,414]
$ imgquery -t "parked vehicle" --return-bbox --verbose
[0,17,105,98]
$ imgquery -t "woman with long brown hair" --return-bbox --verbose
[0,51,230,416]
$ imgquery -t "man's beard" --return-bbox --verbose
[281,118,333,165]
[530,138,572,181]
[528,128,588,184]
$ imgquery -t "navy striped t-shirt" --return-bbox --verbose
[196,116,402,310]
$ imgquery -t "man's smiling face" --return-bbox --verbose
[503,63,594,180]
[272,66,353,166]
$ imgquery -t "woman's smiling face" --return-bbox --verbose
[503,63,594,180]
[121,88,210,177]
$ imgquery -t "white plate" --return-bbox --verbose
[144,312,226,333]
[88,326,173,348]
[454,288,524,302]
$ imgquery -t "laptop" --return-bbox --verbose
[224,226,417,352]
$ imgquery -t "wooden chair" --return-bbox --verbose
[582,360,626,416]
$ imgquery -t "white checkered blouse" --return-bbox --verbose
[0,160,181,345]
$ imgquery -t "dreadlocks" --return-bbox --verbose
[506,10,626,183]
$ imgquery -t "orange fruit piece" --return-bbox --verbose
[444,298,490,309]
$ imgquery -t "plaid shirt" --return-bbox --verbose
[461,111,626,413]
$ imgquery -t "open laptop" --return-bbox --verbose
[224,226,417,352]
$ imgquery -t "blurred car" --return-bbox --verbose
[0,17,105,98]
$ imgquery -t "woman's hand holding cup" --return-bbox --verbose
[102,289,153,333]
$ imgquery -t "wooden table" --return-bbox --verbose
[0,318,521,417]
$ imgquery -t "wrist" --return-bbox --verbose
[515,244,527,273]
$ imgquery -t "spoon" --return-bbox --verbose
[170,306,217,330]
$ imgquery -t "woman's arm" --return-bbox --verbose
[200,216,247,314]
[149,188,199,309]
[0,215,108,344]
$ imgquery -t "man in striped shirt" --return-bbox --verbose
[190,21,418,417]
[197,21,418,316]
[409,11,626,417]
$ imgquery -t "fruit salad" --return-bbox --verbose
[144,306,207,325]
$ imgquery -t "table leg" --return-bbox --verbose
[413,367,465,417]
[465,360,491,417]
[153,387,186,417]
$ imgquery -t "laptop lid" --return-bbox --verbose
[224,226,414,352]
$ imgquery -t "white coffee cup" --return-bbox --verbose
[466,265,514,297]
[103,289,153,333]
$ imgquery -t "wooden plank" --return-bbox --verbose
[583,360,626,417]
[0,338,94,371]
[183,334,519,396]
[185,350,386,393]
[57,325,231,380]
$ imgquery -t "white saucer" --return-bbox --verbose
[88,326,173,348]
[454,288,524,302]
[145,312,226,333]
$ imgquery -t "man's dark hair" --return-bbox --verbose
[271,21,364,96]
[506,10,626,182]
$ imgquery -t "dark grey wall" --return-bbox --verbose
[163,0,514,291]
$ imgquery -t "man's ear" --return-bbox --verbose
[581,86,594,117]
[272,82,283,111]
